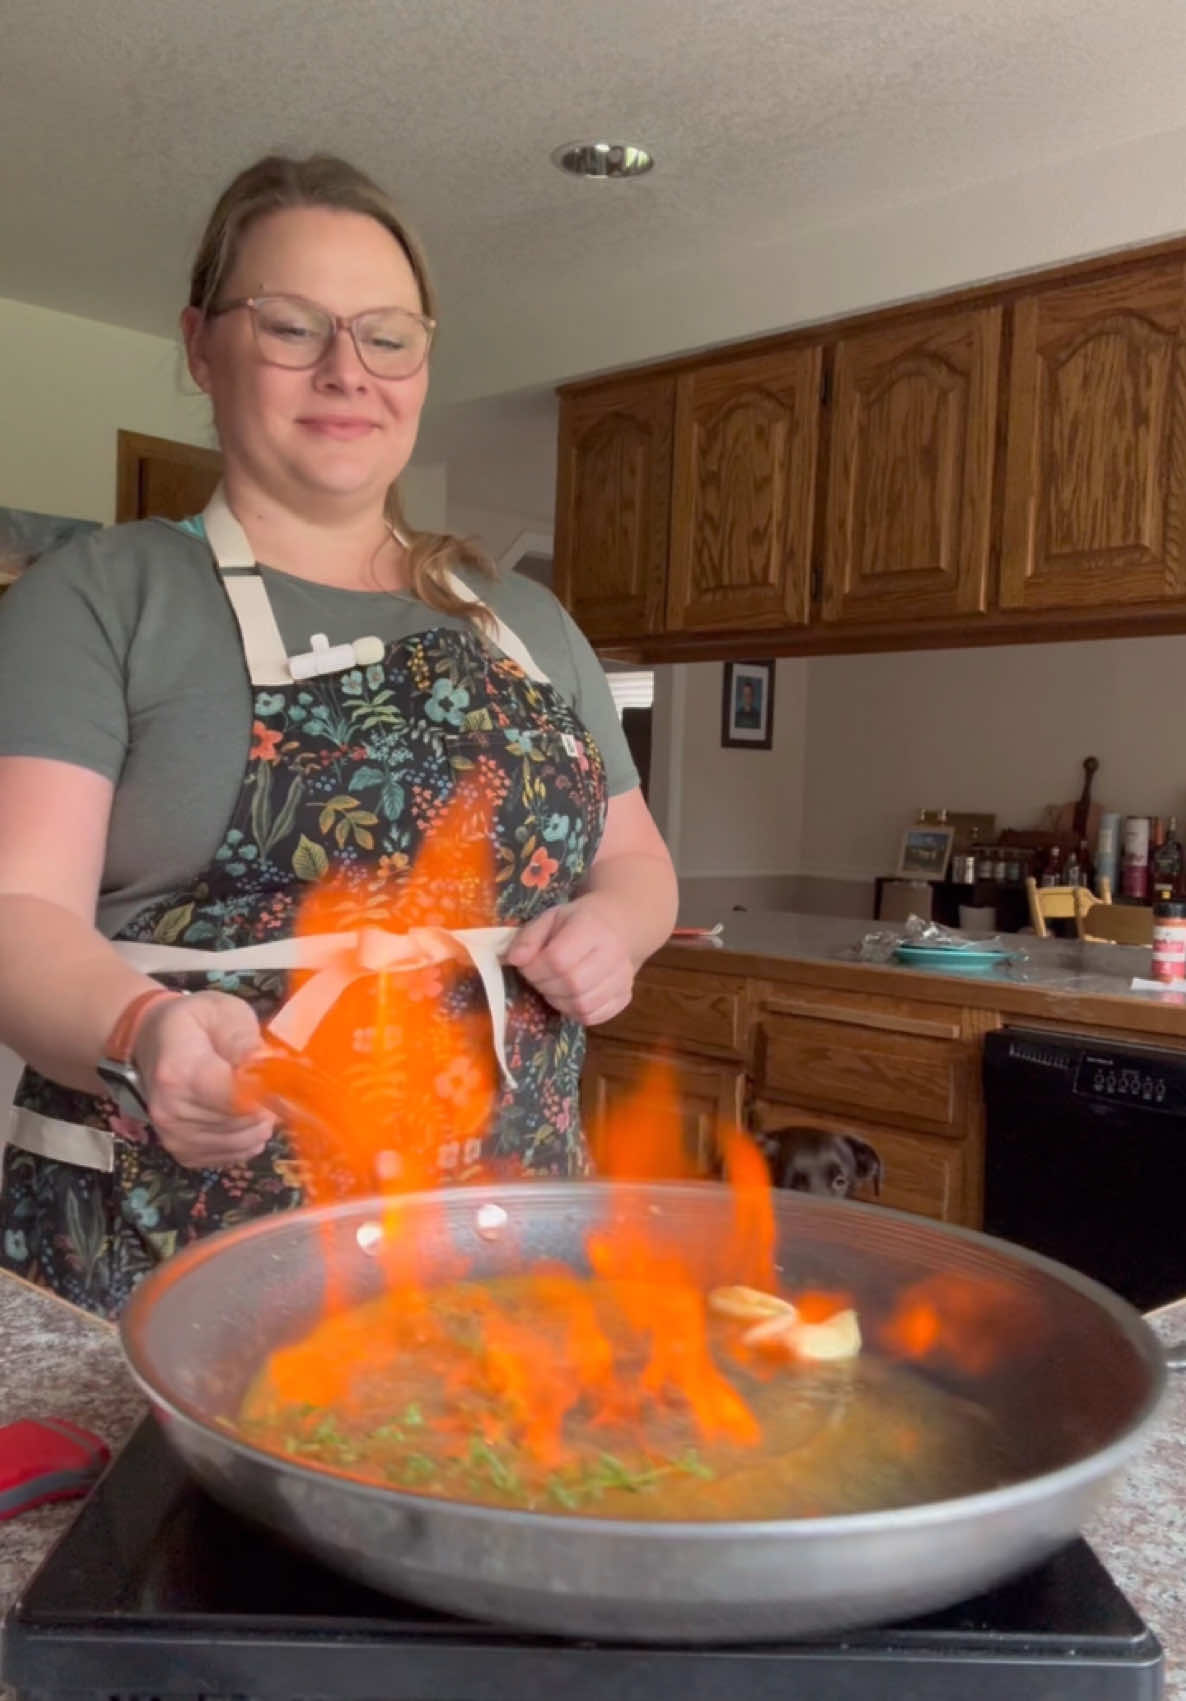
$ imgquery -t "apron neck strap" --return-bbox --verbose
[202,485,291,685]
[442,569,549,683]
[199,484,551,688]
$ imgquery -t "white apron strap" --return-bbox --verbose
[113,924,517,1081]
[203,485,552,688]
[202,488,293,687]
[7,925,518,1173]
[442,570,550,684]
[8,1107,116,1174]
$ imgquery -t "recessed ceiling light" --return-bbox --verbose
[550,141,654,180]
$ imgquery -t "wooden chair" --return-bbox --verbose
[1073,888,1154,946]
[1025,875,1116,936]
[1025,877,1078,937]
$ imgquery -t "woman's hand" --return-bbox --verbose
[504,894,636,1026]
[131,992,277,1170]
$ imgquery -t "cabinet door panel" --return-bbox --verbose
[582,1039,745,1175]
[668,346,822,631]
[1001,260,1186,610]
[822,308,1001,623]
[554,375,674,642]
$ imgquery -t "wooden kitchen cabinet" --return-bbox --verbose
[753,988,968,1136]
[820,306,1002,625]
[581,1036,746,1175]
[666,345,823,632]
[583,963,984,1225]
[556,237,1186,658]
[553,373,675,643]
[596,964,748,1057]
[1000,258,1186,612]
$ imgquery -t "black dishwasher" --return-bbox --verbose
[983,1026,1186,1312]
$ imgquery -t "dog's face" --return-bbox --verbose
[756,1128,884,1199]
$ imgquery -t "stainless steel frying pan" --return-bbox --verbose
[119,1184,1165,1643]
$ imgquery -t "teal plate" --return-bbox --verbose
[892,944,1015,975]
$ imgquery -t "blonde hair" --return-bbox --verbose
[190,153,493,620]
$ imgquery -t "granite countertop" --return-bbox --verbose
[660,907,1186,1030]
[1,1273,1185,1694]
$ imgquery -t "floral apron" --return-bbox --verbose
[0,490,607,1318]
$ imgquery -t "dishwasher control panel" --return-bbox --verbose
[1073,1050,1186,1114]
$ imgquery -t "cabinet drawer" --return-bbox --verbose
[599,967,748,1058]
[751,1101,966,1224]
[755,994,965,1133]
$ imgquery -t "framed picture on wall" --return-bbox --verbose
[896,824,956,882]
[721,660,775,749]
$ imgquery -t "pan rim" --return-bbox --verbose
[119,1180,1169,1542]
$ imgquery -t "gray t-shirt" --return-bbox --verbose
[0,519,637,937]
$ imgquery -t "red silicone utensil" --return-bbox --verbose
[0,1418,110,1520]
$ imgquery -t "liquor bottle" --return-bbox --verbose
[1063,845,1081,887]
[1040,846,1063,888]
[1151,816,1184,898]
[1121,817,1151,901]
[1095,813,1120,894]
[1076,839,1094,891]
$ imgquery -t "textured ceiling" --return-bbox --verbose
[7,0,1186,432]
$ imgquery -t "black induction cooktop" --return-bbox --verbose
[1,1418,1164,1701]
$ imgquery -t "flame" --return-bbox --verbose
[233,794,1027,1484]
[271,782,498,1195]
[879,1273,1041,1376]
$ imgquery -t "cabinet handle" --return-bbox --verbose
[762,997,961,1042]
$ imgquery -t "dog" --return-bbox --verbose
[753,1127,884,1199]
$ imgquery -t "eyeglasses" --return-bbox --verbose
[207,293,435,379]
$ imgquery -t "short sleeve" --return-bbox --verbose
[555,606,640,798]
[0,533,131,780]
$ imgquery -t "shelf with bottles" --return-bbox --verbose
[1118,815,1184,904]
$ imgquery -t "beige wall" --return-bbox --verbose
[445,500,552,564]
[666,634,1186,901]
[674,659,809,882]
[0,297,213,522]
[799,635,1186,881]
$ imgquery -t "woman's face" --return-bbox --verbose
[183,206,430,513]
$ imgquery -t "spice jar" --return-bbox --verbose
[1152,900,1186,984]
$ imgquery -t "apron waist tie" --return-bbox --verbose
[8,924,518,1172]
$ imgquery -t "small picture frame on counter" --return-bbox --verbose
[896,824,956,882]
[721,660,775,749]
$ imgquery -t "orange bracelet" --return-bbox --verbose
[101,988,181,1065]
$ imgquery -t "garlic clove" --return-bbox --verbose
[786,1309,862,1362]
[708,1285,797,1322]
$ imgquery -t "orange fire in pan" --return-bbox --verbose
[236,790,1024,1469]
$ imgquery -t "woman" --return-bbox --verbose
[0,154,678,1318]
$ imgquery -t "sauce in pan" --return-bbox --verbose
[234,1275,1025,1520]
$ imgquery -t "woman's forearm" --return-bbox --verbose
[580,850,679,967]
[0,895,158,1092]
